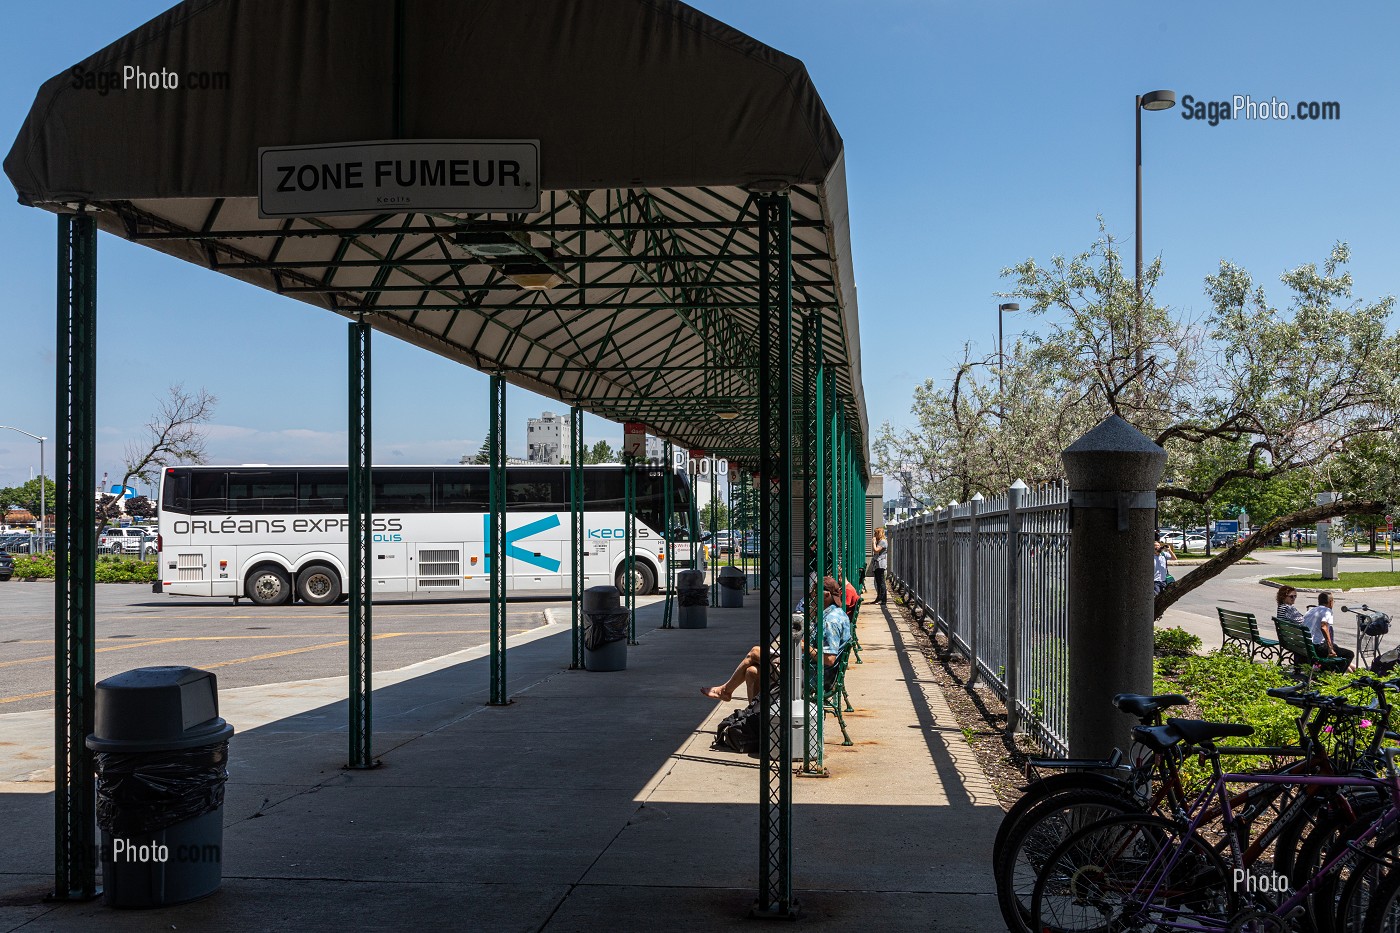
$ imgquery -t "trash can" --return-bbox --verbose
[677,569,708,629]
[582,585,629,671]
[86,666,234,908]
[717,566,745,608]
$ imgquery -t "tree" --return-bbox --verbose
[126,495,157,521]
[98,384,217,535]
[875,226,1400,615]
[700,501,729,529]
[466,440,492,464]
[1,477,57,521]
[584,440,616,464]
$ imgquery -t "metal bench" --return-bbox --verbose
[805,644,855,746]
[1273,616,1349,672]
[1217,608,1281,661]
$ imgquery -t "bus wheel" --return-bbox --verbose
[297,565,341,606]
[616,561,656,596]
[247,565,292,606]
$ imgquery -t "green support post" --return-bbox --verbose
[570,404,585,667]
[54,212,99,901]
[800,312,825,774]
[624,453,638,644]
[708,462,719,606]
[662,440,675,629]
[348,319,377,767]
[488,373,509,705]
[754,192,796,919]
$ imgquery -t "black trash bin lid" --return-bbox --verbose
[88,666,234,752]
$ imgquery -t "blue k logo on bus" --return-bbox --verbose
[483,514,562,573]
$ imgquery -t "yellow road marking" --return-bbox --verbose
[0,637,191,669]
[0,689,54,705]
[0,624,545,703]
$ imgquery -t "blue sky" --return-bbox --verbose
[3,1,1398,497]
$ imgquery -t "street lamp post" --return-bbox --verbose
[997,302,1020,404]
[0,425,47,553]
[1135,89,1176,377]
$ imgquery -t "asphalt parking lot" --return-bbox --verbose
[0,583,551,715]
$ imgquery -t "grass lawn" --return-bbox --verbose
[1265,571,1400,590]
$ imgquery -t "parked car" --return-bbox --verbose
[1209,532,1238,548]
[0,549,12,581]
[99,527,157,556]
[1180,535,1208,552]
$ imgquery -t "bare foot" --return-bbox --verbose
[700,686,732,700]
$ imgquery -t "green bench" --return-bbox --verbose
[1217,608,1281,662]
[805,643,855,746]
[1273,616,1349,672]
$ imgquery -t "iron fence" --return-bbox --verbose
[888,481,1071,755]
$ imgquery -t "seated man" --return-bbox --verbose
[701,577,851,702]
[1302,591,1355,669]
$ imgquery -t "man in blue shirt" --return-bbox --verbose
[701,577,849,702]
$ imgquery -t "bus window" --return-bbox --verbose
[227,471,294,514]
[298,471,348,513]
[162,469,191,514]
[583,468,624,511]
[373,469,433,513]
[435,469,488,511]
[189,470,227,514]
[507,469,566,511]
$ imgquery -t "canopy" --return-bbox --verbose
[7,0,868,466]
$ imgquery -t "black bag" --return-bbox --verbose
[715,698,761,754]
[1362,612,1391,637]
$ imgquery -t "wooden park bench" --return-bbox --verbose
[1217,608,1281,662]
[1274,616,1349,673]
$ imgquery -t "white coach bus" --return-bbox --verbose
[157,463,703,605]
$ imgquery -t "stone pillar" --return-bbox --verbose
[1062,415,1167,759]
[1317,491,1340,581]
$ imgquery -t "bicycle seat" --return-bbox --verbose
[1114,692,1189,721]
[1130,724,1183,753]
[1267,685,1304,699]
[1166,718,1255,747]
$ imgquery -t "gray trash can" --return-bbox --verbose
[677,569,708,628]
[582,585,629,671]
[717,566,745,608]
[86,666,234,908]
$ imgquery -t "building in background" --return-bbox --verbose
[526,411,573,464]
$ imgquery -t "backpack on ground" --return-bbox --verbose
[715,698,761,754]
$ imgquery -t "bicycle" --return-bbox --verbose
[1030,703,1400,932]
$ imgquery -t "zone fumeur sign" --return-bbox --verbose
[258,139,539,218]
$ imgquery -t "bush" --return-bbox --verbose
[1153,650,1367,781]
[1153,626,1202,657]
[9,552,156,583]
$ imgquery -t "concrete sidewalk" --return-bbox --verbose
[1,595,1003,932]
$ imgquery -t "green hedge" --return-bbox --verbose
[10,553,157,583]
[1154,648,1373,781]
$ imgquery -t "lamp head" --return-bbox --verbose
[998,302,1020,313]
[1139,89,1177,111]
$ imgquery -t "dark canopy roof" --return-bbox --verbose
[7,0,867,465]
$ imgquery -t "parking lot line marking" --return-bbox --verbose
[0,689,54,705]
[0,630,503,669]
[0,637,188,669]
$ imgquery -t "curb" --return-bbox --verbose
[1257,578,1400,594]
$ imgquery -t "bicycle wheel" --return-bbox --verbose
[994,770,1136,869]
[1291,788,1386,933]
[1031,813,1237,932]
[996,788,1142,933]
[1335,834,1396,933]
[1360,852,1400,933]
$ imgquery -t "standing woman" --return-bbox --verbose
[871,527,888,606]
